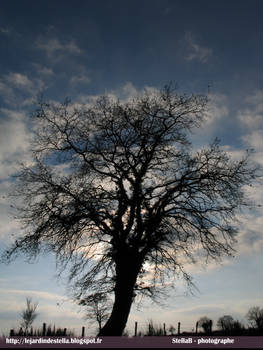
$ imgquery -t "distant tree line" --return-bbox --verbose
[193,306,263,336]
[126,306,263,337]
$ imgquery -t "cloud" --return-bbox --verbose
[0,288,63,302]
[244,90,263,106]
[205,93,228,125]
[0,80,15,105]
[0,109,31,178]
[75,81,142,105]
[173,304,227,317]
[36,37,83,59]
[121,82,140,99]
[236,212,263,255]
[0,73,45,106]
[238,90,263,130]
[70,74,91,85]
[239,113,263,130]
[5,73,34,93]
[0,108,32,240]
[235,90,263,169]
[0,27,11,35]
[0,200,20,242]
[184,32,212,63]
[33,63,54,76]
[107,82,159,103]
[243,130,263,151]
[191,93,229,146]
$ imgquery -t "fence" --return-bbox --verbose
[10,320,211,337]
[9,323,78,337]
[133,320,207,336]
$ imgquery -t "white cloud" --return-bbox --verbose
[191,93,228,146]
[184,32,212,63]
[221,145,245,161]
[33,63,54,76]
[0,201,20,241]
[236,213,263,255]
[5,73,34,93]
[205,93,228,125]
[121,82,140,99]
[75,81,141,106]
[244,90,263,106]
[238,112,263,130]
[238,91,263,130]
[0,73,45,106]
[0,109,32,240]
[0,289,63,302]
[0,27,11,35]
[236,90,263,168]
[0,80,15,105]
[65,41,82,54]
[36,38,82,59]
[0,109,31,178]
[109,82,159,103]
[70,74,91,85]
[243,130,263,150]
[242,130,263,167]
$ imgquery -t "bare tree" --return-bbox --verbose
[20,297,38,334]
[246,306,263,329]
[198,316,212,333]
[168,325,176,335]
[78,293,111,332]
[2,84,258,335]
[217,315,234,332]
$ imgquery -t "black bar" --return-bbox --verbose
[1,336,263,348]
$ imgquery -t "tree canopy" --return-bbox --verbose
[246,306,263,329]
[198,316,213,333]
[217,315,235,331]
[78,292,111,333]
[2,84,258,335]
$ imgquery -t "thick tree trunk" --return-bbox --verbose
[98,256,141,336]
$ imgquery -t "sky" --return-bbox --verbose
[1,0,263,336]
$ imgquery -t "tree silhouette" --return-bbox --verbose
[246,306,263,330]
[2,84,258,335]
[168,325,176,335]
[198,316,212,333]
[78,293,111,333]
[20,297,38,334]
[217,315,234,332]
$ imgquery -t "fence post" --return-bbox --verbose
[10,329,14,336]
[134,322,138,337]
[195,321,198,334]
[209,320,212,333]
[177,322,181,335]
[163,323,166,335]
[63,328,67,336]
[42,323,46,336]
[82,326,85,337]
